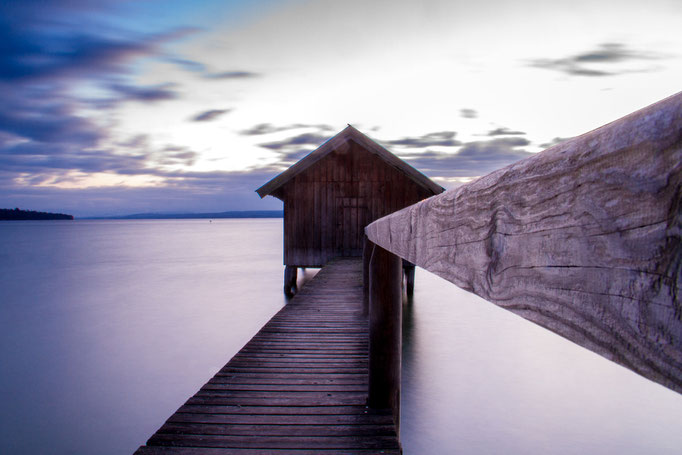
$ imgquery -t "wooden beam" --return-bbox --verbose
[403,262,415,296]
[368,242,402,435]
[366,91,682,394]
[362,236,372,316]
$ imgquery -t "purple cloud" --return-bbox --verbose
[486,127,526,137]
[0,106,103,146]
[240,123,334,136]
[108,83,180,102]
[399,137,533,178]
[528,42,665,77]
[386,131,461,148]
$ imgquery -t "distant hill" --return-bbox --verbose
[1,208,74,220]
[85,210,283,220]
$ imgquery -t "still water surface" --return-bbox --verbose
[0,219,680,454]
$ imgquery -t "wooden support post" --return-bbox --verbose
[284,266,297,297]
[403,261,415,296]
[362,235,372,315]
[368,242,402,436]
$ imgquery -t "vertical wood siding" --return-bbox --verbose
[283,140,435,266]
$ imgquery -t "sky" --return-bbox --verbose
[1,0,680,217]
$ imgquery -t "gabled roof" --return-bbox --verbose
[256,125,444,199]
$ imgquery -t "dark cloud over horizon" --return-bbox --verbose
[385,131,461,148]
[0,167,283,217]
[399,137,533,177]
[528,42,665,77]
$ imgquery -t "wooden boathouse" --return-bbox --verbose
[256,125,444,295]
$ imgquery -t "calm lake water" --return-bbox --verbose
[1,219,680,454]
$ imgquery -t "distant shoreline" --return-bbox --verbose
[81,210,283,220]
[1,208,74,221]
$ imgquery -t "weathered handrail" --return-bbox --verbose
[366,92,682,394]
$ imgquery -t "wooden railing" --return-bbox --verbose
[364,91,682,421]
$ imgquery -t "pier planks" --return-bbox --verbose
[135,258,400,455]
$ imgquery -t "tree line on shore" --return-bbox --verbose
[0,208,74,220]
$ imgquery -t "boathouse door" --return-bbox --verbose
[337,197,368,257]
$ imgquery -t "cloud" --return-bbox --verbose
[0,0,190,84]
[0,140,149,174]
[156,146,199,166]
[164,55,261,81]
[539,137,572,148]
[240,123,285,135]
[527,42,665,77]
[274,149,314,167]
[257,128,465,169]
[205,71,260,80]
[190,109,231,122]
[108,82,180,102]
[385,131,461,148]
[0,105,103,146]
[164,55,207,74]
[0,137,208,177]
[486,127,526,136]
[399,137,533,178]
[252,126,344,167]
[239,123,335,136]
[460,108,478,119]
[259,132,330,151]
[118,134,150,149]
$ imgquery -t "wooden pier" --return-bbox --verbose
[135,258,401,454]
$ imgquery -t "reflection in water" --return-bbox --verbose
[400,269,682,454]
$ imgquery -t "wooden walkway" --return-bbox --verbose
[135,258,401,455]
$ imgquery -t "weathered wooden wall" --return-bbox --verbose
[283,140,434,266]
[366,92,682,394]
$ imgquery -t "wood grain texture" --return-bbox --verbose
[134,258,400,454]
[366,92,682,394]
